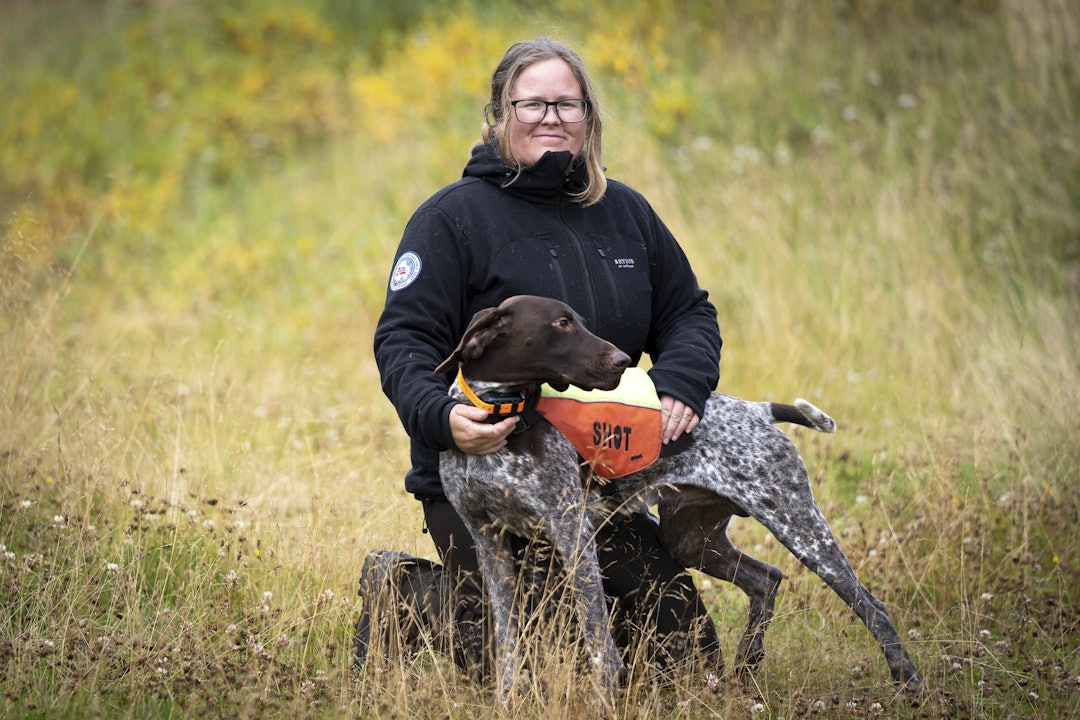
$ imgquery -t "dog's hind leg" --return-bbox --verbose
[703,528,781,675]
[658,492,780,676]
[753,493,923,692]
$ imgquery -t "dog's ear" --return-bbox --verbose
[434,307,511,374]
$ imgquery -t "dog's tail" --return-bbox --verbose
[769,399,836,433]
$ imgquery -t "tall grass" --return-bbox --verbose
[2,0,1078,717]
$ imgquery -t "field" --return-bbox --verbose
[2,0,1078,717]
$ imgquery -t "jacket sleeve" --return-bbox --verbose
[640,203,722,418]
[373,204,472,452]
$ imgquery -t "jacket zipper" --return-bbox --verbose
[593,246,624,319]
[558,194,601,332]
[546,245,568,300]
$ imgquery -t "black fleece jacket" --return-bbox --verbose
[373,142,721,499]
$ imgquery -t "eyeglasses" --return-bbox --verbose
[510,98,589,124]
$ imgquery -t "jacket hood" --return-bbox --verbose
[463,141,588,199]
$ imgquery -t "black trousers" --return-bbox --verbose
[421,496,722,672]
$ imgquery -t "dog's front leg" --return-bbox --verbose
[473,529,521,704]
[547,514,624,709]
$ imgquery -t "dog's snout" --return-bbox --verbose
[611,349,631,370]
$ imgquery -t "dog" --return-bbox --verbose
[435,295,922,704]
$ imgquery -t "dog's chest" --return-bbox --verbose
[440,426,585,534]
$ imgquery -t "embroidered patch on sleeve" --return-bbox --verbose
[389,251,422,292]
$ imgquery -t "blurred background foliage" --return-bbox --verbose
[2,0,1076,308]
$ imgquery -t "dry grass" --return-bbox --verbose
[2,1,1079,718]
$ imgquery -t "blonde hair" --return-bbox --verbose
[482,37,607,206]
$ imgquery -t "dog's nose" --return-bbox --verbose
[611,350,631,370]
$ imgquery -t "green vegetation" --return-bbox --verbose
[2,0,1077,717]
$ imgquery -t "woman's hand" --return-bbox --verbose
[449,403,519,454]
[660,394,699,444]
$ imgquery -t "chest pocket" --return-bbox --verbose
[486,233,652,352]
[487,235,571,301]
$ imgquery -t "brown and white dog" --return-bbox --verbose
[436,295,922,705]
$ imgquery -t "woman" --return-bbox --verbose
[364,36,723,680]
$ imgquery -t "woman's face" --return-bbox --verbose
[506,57,587,167]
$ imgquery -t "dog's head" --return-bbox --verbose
[435,295,631,392]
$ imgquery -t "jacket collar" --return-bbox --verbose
[464,142,587,199]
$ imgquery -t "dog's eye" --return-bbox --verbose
[555,317,572,329]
